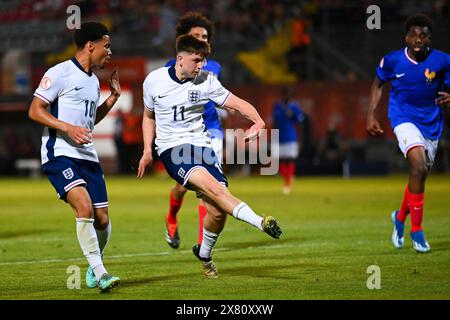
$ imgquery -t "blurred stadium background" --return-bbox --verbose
[1,0,449,178]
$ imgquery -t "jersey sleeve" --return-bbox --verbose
[293,104,304,123]
[444,54,450,88]
[143,76,154,111]
[376,52,395,83]
[208,74,231,107]
[34,66,65,104]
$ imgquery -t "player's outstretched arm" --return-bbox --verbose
[96,67,121,125]
[29,96,92,145]
[223,93,265,142]
[137,109,156,178]
[366,77,385,136]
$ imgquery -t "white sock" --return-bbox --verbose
[199,228,219,259]
[95,220,111,255]
[232,202,264,231]
[76,218,107,281]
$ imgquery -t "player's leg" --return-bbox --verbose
[394,123,431,252]
[81,160,120,290]
[406,146,430,252]
[66,188,113,287]
[279,142,298,194]
[197,199,208,245]
[196,136,224,245]
[187,168,282,239]
[165,183,187,249]
[192,196,225,278]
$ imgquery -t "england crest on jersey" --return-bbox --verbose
[188,90,201,103]
[62,168,74,180]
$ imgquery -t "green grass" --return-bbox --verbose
[0,174,449,299]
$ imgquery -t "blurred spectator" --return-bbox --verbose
[319,122,344,167]
[121,106,143,174]
[287,8,311,79]
[152,0,179,55]
[114,109,127,174]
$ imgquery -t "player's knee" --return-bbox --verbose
[94,208,109,229]
[173,184,188,197]
[76,201,94,219]
[410,163,428,182]
[204,184,227,200]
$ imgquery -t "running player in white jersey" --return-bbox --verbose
[137,35,282,278]
[29,22,120,292]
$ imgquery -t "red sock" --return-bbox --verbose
[197,204,207,245]
[167,191,183,225]
[287,161,296,186]
[280,162,287,178]
[409,192,424,233]
[397,186,410,222]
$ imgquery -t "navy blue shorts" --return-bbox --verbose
[160,144,228,197]
[42,156,108,208]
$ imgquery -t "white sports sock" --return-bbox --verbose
[95,220,111,255]
[232,202,264,231]
[76,218,107,281]
[199,228,219,259]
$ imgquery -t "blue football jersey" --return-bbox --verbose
[376,47,450,140]
[273,101,304,143]
[165,58,224,139]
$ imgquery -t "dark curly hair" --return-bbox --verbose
[176,12,214,43]
[405,14,434,33]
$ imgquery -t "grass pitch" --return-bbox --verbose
[0,174,449,300]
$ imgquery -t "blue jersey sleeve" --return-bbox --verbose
[444,54,450,88]
[165,58,176,67]
[292,103,304,123]
[376,52,396,83]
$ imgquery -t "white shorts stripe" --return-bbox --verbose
[183,166,206,186]
[405,143,424,154]
[64,179,86,192]
[93,202,108,208]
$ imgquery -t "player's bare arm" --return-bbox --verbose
[29,96,92,145]
[95,67,121,125]
[366,77,385,136]
[436,91,450,107]
[137,108,156,178]
[223,93,265,141]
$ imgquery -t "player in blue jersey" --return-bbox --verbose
[366,14,450,253]
[28,22,121,292]
[162,12,225,249]
[273,85,304,195]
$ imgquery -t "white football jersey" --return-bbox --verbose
[143,65,231,155]
[34,58,101,164]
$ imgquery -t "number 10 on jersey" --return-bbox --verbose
[84,100,96,118]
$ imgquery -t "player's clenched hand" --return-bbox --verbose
[436,92,450,107]
[109,67,121,98]
[137,152,153,178]
[66,125,92,145]
[244,120,265,142]
[366,115,384,136]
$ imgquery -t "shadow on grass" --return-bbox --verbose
[123,261,307,287]
[0,229,53,239]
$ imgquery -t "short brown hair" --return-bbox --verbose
[176,35,211,57]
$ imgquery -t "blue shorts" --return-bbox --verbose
[42,156,108,208]
[160,144,228,197]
